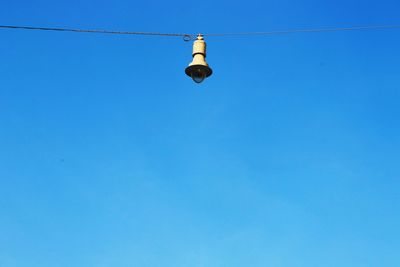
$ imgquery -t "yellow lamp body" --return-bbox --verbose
[185,35,213,83]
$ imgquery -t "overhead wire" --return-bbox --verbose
[203,25,400,37]
[0,25,192,38]
[0,24,400,41]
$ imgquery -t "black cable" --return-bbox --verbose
[0,25,193,38]
[1,24,400,40]
[203,25,400,37]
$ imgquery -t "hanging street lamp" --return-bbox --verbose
[185,34,213,83]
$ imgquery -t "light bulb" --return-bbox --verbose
[191,68,206,83]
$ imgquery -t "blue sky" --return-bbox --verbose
[0,0,399,266]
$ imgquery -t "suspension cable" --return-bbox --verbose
[1,24,400,41]
[203,25,400,37]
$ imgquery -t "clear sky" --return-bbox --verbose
[0,0,399,266]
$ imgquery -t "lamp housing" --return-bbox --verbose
[185,34,212,83]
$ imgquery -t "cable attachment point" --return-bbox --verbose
[183,34,195,42]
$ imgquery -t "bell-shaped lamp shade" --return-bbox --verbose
[185,35,212,83]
